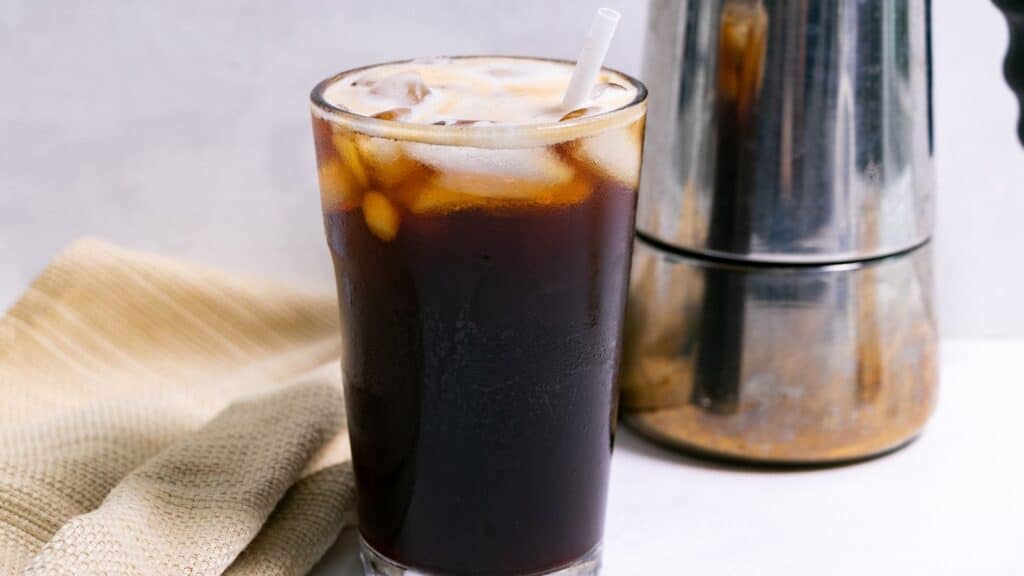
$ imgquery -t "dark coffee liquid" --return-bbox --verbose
[326,183,634,574]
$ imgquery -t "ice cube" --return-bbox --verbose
[559,106,600,122]
[525,178,591,206]
[403,175,591,215]
[404,182,480,215]
[368,71,431,106]
[568,122,643,189]
[353,135,422,188]
[318,159,359,210]
[430,173,591,208]
[486,66,526,78]
[372,107,412,121]
[590,82,627,100]
[401,144,574,195]
[332,133,369,187]
[362,191,400,241]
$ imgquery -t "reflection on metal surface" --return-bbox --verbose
[638,0,935,262]
[621,239,937,463]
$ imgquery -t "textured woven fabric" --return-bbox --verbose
[0,239,354,575]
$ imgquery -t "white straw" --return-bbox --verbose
[561,8,621,111]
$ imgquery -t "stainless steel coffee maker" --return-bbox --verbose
[620,0,938,463]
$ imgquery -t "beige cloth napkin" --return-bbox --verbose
[0,239,356,575]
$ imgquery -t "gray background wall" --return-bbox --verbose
[1,0,1021,338]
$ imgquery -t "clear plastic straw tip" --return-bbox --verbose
[561,8,621,111]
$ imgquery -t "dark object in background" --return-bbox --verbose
[995,0,1024,143]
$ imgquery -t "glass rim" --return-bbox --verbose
[309,55,648,149]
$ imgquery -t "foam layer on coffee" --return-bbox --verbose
[322,57,639,126]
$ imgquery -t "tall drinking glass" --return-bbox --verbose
[310,56,646,576]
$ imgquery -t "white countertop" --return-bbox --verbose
[312,340,1024,575]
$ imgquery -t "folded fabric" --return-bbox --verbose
[0,239,354,575]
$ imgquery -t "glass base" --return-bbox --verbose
[360,538,602,576]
